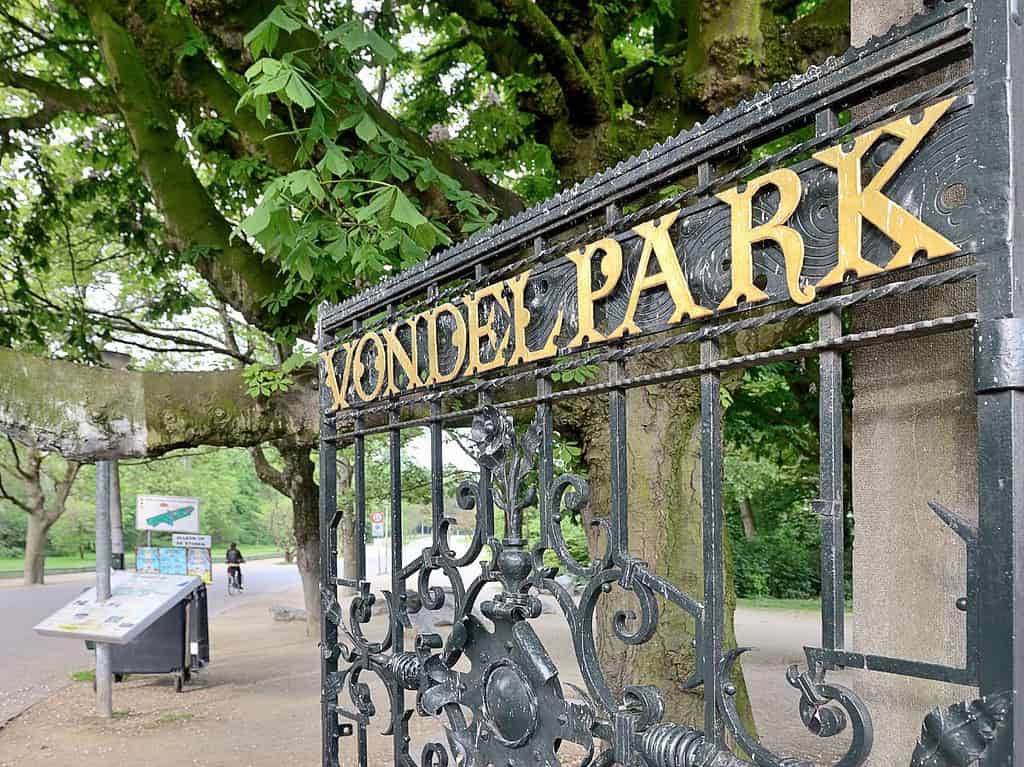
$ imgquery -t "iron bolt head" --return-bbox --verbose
[723,682,737,696]
[956,596,968,611]
[601,583,612,593]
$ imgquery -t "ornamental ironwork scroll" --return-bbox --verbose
[316,0,1024,765]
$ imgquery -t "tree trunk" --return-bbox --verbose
[561,347,757,735]
[277,446,322,636]
[739,497,757,539]
[337,457,358,595]
[24,513,50,585]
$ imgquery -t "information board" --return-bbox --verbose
[187,547,213,583]
[136,495,200,533]
[34,571,202,644]
[158,546,188,575]
[136,546,159,574]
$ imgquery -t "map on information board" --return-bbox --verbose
[136,495,200,533]
[34,571,201,644]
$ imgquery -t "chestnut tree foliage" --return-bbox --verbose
[0,0,848,722]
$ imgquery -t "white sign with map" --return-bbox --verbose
[136,495,200,533]
[34,571,202,644]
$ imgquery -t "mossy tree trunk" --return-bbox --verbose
[558,346,755,734]
[23,513,52,585]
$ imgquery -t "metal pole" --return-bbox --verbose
[95,460,113,718]
[109,462,124,570]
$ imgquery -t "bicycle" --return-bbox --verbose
[227,564,243,596]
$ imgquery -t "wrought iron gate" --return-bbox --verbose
[316,1,1024,764]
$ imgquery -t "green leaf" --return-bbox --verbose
[241,205,271,237]
[354,113,379,143]
[285,75,315,109]
[390,190,427,228]
[318,144,353,178]
[267,7,302,33]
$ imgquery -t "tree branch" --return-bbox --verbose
[441,0,608,125]
[45,460,81,524]
[0,347,318,460]
[0,66,114,116]
[250,445,290,496]
[84,7,306,333]
[182,0,523,217]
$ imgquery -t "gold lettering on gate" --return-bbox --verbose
[321,344,354,412]
[507,270,563,365]
[813,97,959,287]
[352,332,386,402]
[326,97,961,407]
[383,318,422,396]
[426,302,467,385]
[567,238,623,348]
[608,210,710,339]
[716,168,812,309]
[464,284,511,376]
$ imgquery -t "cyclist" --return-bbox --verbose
[226,542,245,590]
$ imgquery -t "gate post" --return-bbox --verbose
[972,0,1024,763]
[318,308,340,767]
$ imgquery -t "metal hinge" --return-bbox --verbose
[975,318,1024,393]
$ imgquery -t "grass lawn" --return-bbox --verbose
[738,596,854,612]
[0,543,282,575]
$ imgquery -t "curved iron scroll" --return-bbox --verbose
[328,406,884,767]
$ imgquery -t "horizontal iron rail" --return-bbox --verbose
[806,647,976,686]
[327,264,978,428]
[334,312,976,440]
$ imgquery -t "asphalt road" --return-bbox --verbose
[0,559,301,726]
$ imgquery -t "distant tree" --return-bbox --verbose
[0,438,80,584]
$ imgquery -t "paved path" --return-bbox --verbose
[0,559,301,727]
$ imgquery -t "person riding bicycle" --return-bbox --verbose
[226,542,245,590]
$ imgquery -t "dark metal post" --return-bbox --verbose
[973,2,1024,764]
[388,407,408,760]
[94,459,112,718]
[318,310,340,767]
[700,336,724,743]
[534,239,556,551]
[815,108,845,661]
[605,206,629,559]
[474,264,495,541]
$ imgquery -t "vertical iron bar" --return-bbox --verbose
[696,160,725,744]
[352,323,368,765]
[974,1,1024,762]
[318,312,340,767]
[430,400,444,545]
[815,108,846,662]
[534,238,556,551]
[428,285,445,549]
[700,336,724,743]
[475,264,495,542]
[605,205,629,559]
[353,320,367,584]
[386,298,408,763]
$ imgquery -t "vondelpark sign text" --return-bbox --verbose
[324,98,965,410]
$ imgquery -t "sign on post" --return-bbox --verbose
[171,533,212,548]
[136,495,200,533]
[371,511,385,538]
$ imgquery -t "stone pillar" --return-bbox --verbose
[849,3,977,763]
